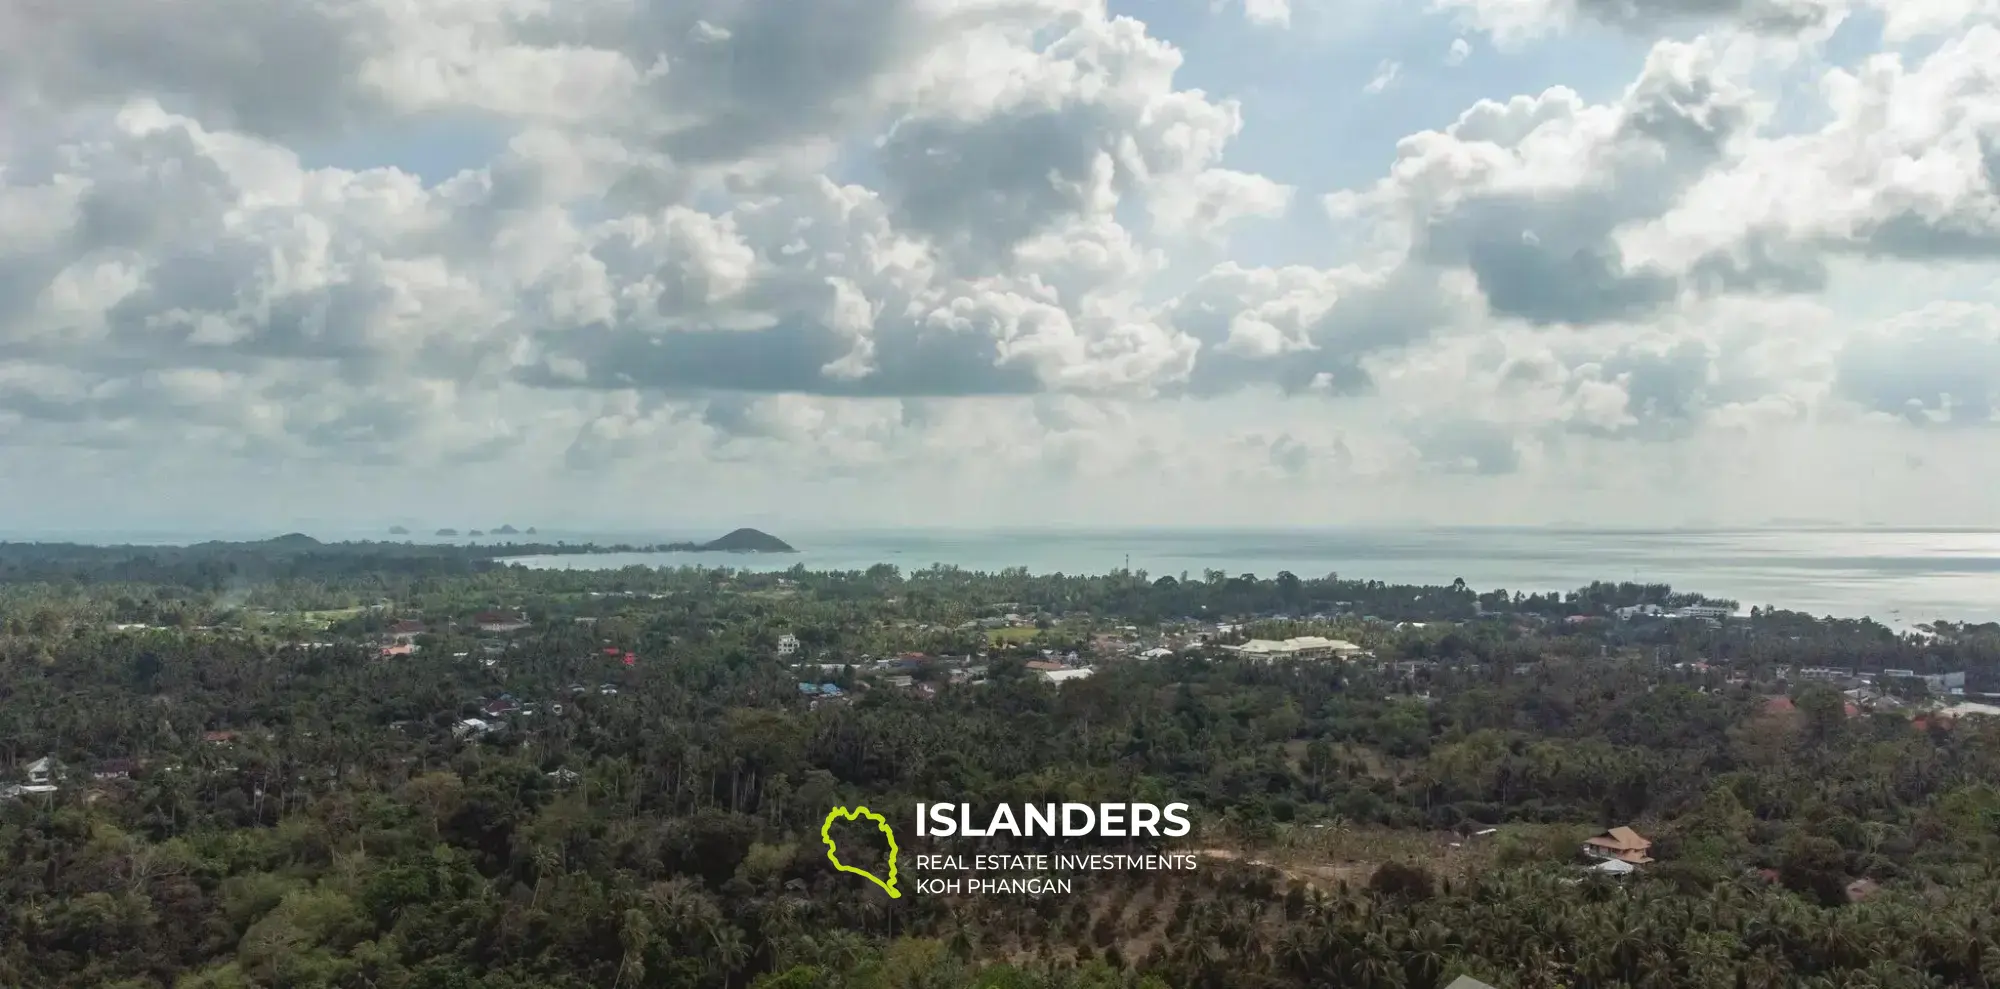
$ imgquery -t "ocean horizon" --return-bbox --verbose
[508,526,2000,628]
[9,524,1991,627]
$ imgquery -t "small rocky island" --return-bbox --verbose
[388,525,410,535]
[494,524,520,535]
[671,528,797,553]
[435,528,459,537]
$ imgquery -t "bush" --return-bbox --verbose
[1368,861,1436,901]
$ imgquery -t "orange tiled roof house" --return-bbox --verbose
[1582,826,1654,865]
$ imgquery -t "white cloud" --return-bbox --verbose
[1240,0,1295,26]
[2,0,2000,530]
[1430,0,1849,44]
[1364,60,1404,93]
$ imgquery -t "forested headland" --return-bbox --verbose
[5,538,2000,989]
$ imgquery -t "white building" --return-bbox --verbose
[1222,636,1364,661]
[24,756,59,787]
[1882,669,1967,695]
[6,757,64,797]
[1676,605,1734,621]
[1041,668,1096,684]
[777,634,801,656]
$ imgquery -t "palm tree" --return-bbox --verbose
[614,907,651,989]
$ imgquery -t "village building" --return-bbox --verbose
[1880,669,1967,695]
[472,611,532,634]
[93,759,139,781]
[23,756,61,788]
[1582,826,1654,865]
[1221,636,1365,661]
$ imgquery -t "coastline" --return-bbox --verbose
[4,526,1999,627]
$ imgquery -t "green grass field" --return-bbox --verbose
[289,607,365,630]
[987,626,1039,645]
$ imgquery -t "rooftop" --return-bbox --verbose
[1223,636,1363,657]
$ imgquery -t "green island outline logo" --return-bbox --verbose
[821,806,901,898]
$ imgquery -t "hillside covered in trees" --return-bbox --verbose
[5,544,2000,988]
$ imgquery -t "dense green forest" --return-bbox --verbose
[7,540,2000,988]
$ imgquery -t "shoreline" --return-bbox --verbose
[3,530,1997,627]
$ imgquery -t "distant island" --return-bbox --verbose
[0,530,799,581]
[397,524,528,537]
[186,527,797,555]
[666,528,796,553]
[473,528,795,556]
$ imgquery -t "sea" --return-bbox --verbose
[512,527,2000,628]
[11,526,2000,627]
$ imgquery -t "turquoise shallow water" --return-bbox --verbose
[501,526,2000,627]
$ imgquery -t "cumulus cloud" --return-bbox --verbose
[1237,0,1295,26]
[1836,302,2000,426]
[3,0,2000,528]
[1327,39,1767,329]
[1433,0,1846,42]
[1626,26,2000,268]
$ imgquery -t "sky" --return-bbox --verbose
[2,0,2000,534]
